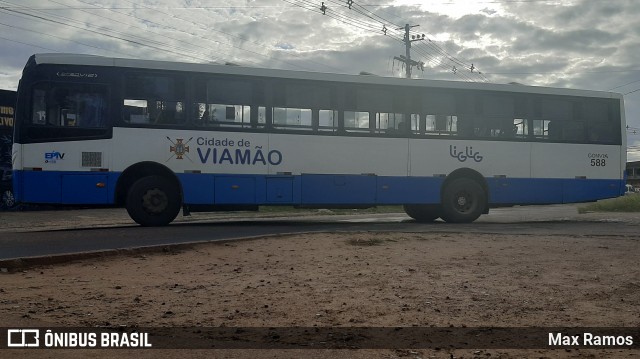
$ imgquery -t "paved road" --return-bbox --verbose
[0,205,638,261]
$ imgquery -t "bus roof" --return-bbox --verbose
[29,53,622,100]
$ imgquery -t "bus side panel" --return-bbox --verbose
[487,177,623,205]
[562,178,624,203]
[300,174,376,205]
[12,169,23,203]
[409,140,532,179]
[20,171,61,203]
[531,143,622,181]
[531,143,623,203]
[18,170,113,204]
[270,134,409,177]
[487,178,563,205]
[376,176,442,204]
[61,174,109,204]
[178,174,445,206]
[265,176,294,203]
[178,173,215,204]
[214,176,256,204]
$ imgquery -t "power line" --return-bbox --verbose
[285,0,488,82]
[1,0,337,72]
[0,20,135,58]
[0,1,224,63]
[0,34,58,51]
[624,88,640,96]
[63,0,257,65]
[115,0,341,72]
[608,78,640,91]
[327,0,488,82]
[2,0,490,82]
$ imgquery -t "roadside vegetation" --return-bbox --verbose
[579,193,640,213]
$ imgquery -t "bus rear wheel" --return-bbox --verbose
[126,175,181,226]
[2,189,15,209]
[403,204,440,222]
[440,178,485,223]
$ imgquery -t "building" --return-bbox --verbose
[626,160,640,188]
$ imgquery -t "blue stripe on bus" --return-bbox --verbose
[486,177,625,204]
[14,170,624,207]
[13,170,119,204]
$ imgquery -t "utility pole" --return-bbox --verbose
[394,24,425,79]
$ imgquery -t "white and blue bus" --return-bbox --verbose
[12,53,626,226]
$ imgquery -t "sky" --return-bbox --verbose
[1,0,639,159]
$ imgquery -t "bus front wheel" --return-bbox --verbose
[403,204,440,222]
[440,178,485,223]
[126,175,181,226]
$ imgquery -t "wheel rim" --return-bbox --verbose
[142,188,168,214]
[2,190,14,207]
[453,190,474,214]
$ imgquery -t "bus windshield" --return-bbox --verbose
[23,81,109,142]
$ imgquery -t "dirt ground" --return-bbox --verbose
[1,226,639,358]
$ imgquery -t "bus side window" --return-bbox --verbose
[410,114,420,134]
[584,100,616,144]
[437,115,457,134]
[344,111,370,133]
[192,78,253,129]
[513,118,528,138]
[419,92,457,136]
[478,117,518,138]
[272,107,312,129]
[124,75,185,126]
[420,114,458,135]
[318,110,338,132]
[197,103,251,128]
[124,99,149,124]
[533,119,551,139]
[456,115,474,137]
[375,112,404,134]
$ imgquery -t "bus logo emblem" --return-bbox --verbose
[449,145,483,162]
[166,137,193,161]
[44,151,65,163]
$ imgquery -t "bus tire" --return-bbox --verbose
[126,175,181,226]
[2,189,15,209]
[403,204,440,222]
[440,178,485,223]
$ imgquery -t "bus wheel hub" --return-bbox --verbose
[143,189,168,213]
[457,195,467,207]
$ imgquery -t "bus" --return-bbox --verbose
[1,89,16,209]
[12,53,626,226]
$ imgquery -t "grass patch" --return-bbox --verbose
[578,194,640,213]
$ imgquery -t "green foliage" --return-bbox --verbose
[578,194,640,213]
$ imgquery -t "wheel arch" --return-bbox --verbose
[114,161,182,206]
[442,168,489,213]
